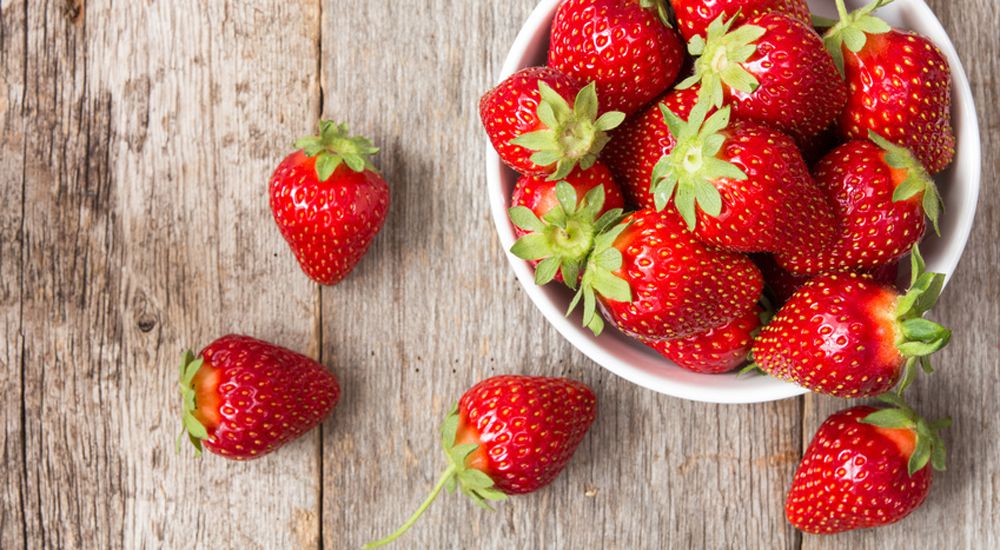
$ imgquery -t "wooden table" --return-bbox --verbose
[1,1,996,548]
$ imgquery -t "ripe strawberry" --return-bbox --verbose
[776,134,942,276]
[177,335,340,460]
[548,0,685,116]
[669,0,810,42]
[787,397,950,534]
[365,375,597,548]
[569,208,763,339]
[269,121,390,286]
[644,305,763,374]
[824,0,955,173]
[603,87,700,208]
[677,12,847,144]
[752,253,810,305]
[753,252,951,398]
[508,162,625,286]
[648,101,836,255]
[480,67,625,180]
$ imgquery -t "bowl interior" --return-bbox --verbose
[486,0,981,404]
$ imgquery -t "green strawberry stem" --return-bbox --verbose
[566,220,633,336]
[676,13,766,108]
[294,120,380,181]
[510,82,625,181]
[862,393,950,475]
[363,464,457,549]
[176,350,209,457]
[509,183,624,289]
[639,0,673,27]
[823,0,895,75]
[364,404,507,548]
[650,98,747,229]
[892,246,951,395]
[869,131,942,234]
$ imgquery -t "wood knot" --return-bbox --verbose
[64,0,84,25]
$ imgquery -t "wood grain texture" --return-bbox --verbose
[0,0,996,548]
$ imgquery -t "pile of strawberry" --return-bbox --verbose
[481,0,957,536]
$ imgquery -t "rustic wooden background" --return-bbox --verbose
[0,0,996,548]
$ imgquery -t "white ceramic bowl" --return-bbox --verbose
[486,0,981,404]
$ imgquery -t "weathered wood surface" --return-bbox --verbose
[0,0,996,549]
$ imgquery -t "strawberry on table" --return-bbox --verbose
[646,100,837,255]
[365,375,597,548]
[824,0,955,173]
[776,133,942,276]
[569,208,763,340]
[508,162,625,286]
[753,250,951,398]
[669,0,810,42]
[177,335,340,460]
[269,121,390,286]
[787,397,950,534]
[480,67,625,180]
[548,0,685,116]
[644,305,763,374]
[677,12,847,145]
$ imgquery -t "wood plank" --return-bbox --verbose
[802,0,1000,548]
[3,0,323,547]
[318,1,800,548]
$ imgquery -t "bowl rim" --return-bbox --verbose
[485,0,982,404]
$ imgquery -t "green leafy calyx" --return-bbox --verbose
[650,100,746,229]
[823,0,894,75]
[565,220,633,336]
[364,404,506,548]
[295,120,379,181]
[176,350,209,457]
[862,392,951,475]
[869,131,942,235]
[677,12,766,108]
[892,246,951,395]
[509,183,624,289]
[510,82,625,181]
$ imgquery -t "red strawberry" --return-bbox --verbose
[548,0,685,116]
[677,12,847,144]
[508,162,625,286]
[776,135,942,276]
[603,87,700,208]
[787,398,950,534]
[269,121,390,286]
[365,375,597,548]
[644,305,763,374]
[480,67,625,180]
[177,335,340,460]
[569,208,763,340]
[669,0,810,42]
[753,253,951,398]
[648,101,837,255]
[824,0,955,173]
[755,253,901,306]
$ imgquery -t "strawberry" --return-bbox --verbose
[753,251,951,398]
[603,87,700,208]
[824,0,955,173]
[787,397,950,534]
[669,0,810,42]
[480,67,625,180]
[647,100,837,255]
[508,162,625,286]
[644,305,763,374]
[548,0,685,116]
[269,121,390,286]
[569,208,763,339]
[365,375,597,548]
[755,253,900,306]
[177,335,340,460]
[677,12,847,144]
[776,134,942,276]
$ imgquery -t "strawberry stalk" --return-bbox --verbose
[862,393,950,475]
[294,120,380,181]
[823,0,895,75]
[565,219,633,336]
[511,82,625,181]
[869,131,943,234]
[176,350,208,457]
[676,13,767,107]
[639,0,673,27]
[364,404,506,548]
[892,246,951,395]
[509,183,624,288]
